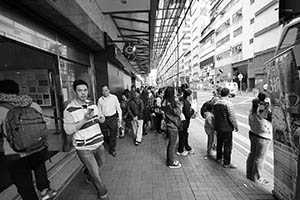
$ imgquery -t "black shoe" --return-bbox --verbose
[143,132,148,136]
[110,151,117,157]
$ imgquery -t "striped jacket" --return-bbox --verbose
[63,100,104,150]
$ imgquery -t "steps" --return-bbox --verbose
[0,149,83,200]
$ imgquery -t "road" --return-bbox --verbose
[192,91,274,188]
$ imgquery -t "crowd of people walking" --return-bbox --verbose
[0,78,273,200]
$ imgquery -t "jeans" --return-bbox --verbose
[166,126,178,164]
[205,128,215,155]
[246,132,271,182]
[216,132,233,165]
[100,116,118,153]
[77,145,107,196]
[131,119,144,142]
[178,119,192,153]
[7,148,49,200]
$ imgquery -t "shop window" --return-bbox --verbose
[250,18,254,24]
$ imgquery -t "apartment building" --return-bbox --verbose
[190,0,211,89]
[197,0,281,91]
[178,16,192,85]
[251,0,281,90]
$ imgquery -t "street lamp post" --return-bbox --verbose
[238,73,243,93]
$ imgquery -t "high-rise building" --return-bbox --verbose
[250,0,282,90]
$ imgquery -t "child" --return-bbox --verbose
[204,102,215,157]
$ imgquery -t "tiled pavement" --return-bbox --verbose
[56,120,275,200]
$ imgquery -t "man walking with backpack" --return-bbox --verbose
[213,87,238,169]
[64,80,109,200]
[0,79,56,200]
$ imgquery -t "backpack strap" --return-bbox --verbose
[0,103,14,110]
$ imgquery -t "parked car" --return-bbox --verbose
[219,81,238,97]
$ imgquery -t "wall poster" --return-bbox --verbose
[266,49,300,200]
[0,69,51,106]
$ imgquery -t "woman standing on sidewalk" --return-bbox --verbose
[246,98,272,185]
[177,89,195,156]
[162,87,182,168]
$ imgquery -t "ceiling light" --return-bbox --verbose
[121,0,127,4]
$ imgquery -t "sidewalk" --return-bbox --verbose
[56,120,275,200]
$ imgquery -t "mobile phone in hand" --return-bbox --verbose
[87,108,94,115]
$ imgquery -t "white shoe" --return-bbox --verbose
[176,151,188,156]
[188,149,195,154]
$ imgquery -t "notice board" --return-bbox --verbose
[0,69,52,106]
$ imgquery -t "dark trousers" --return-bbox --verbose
[166,126,178,164]
[100,116,118,153]
[246,132,270,182]
[178,119,192,153]
[216,132,233,165]
[7,148,49,200]
[156,113,163,132]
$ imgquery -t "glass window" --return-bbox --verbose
[250,18,254,24]
[233,26,243,37]
[278,23,300,53]
[249,38,254,44]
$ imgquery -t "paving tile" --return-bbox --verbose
[56,121,275,200]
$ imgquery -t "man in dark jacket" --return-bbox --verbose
[128,89,144,145]
[214,87,238,168]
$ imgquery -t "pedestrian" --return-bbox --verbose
[119,92,131,138]
[214,87,238,168]
[177,89,195,156]
[97,85,122,157]
[0,79,57,200]
[155,89,164,134]
[246,98,272,185]
[204,101,215,158]
[162,86,182,168]
[140,87,151,135]
[128,89,144,145]
[63,80,109,200]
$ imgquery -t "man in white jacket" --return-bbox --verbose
[63,79,109,200]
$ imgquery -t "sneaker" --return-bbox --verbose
[85,176,92,185]
[176,151,188,156]
[98,192,109,200]
[223,164,237,169]
[41,188,57,200]
[135,141,139,146]
[168,160,182,169]
[257,178,270,185]
[188,149,195,154]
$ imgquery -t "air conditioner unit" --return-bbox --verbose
[236,45,242,51]
[220,10,225,15]
[237,11,242,16]
[216,56,221,60]
[225,21,230,25]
